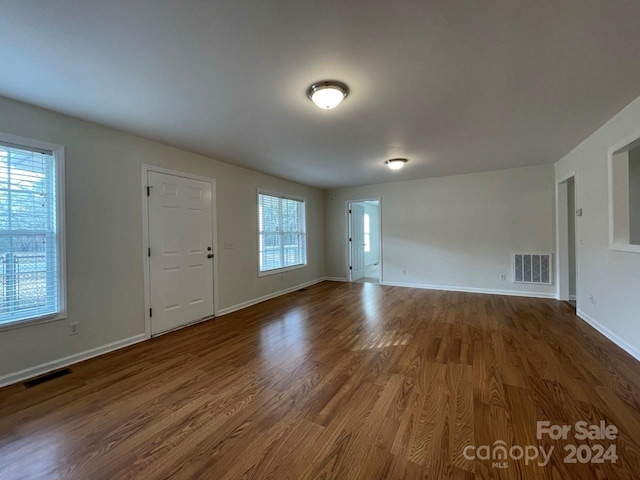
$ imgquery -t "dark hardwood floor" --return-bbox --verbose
[1,281,640,479]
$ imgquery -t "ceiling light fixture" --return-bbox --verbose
[307,80,349,109]
[385,158,408,170]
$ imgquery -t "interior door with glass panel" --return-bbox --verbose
[148,171,214,335]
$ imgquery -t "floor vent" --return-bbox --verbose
[513,253,553,285]
[23,368,72,388]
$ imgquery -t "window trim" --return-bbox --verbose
[0,133,67,332]
[608,131,640,254]
[257,189,308,277]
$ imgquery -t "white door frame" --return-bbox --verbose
[345,198,383,282]
[141,164,219,338]
[555,171,579,303]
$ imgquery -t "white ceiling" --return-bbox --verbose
[2,1,640,188]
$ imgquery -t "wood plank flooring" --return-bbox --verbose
[1,281,640,479]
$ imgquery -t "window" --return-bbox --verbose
[364,212,371,253]
[0,138,65,326]
[258,192,306,274]
[609,135,640,253]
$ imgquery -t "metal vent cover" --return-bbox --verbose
[513,254,552,285]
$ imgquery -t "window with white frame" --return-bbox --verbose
[258,192,306,273]
[0,139,65,325]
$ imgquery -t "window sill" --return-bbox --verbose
[610,242,640,254]
[0,312,68,333]
[258,263,308,277]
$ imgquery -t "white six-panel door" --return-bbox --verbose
[148,171,214,335]
[350,203,366,281]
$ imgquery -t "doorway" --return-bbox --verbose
[556,174,578,307]
[348,199,381,284]
[143,166,217,336]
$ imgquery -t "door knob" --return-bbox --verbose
[207,253,214,259]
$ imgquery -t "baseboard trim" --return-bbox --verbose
[569,294,577,301]
[217,278,326,316]
[380,281,556,299]
[324,277,348,282]
[0,333,147,388]
[576,309,640,362]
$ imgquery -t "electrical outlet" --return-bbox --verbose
[402,269,407,275]
[69,323,79,336]
[500,274,507,281]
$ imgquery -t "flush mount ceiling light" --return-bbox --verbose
[385,158,408,170]
[307,80,349,109]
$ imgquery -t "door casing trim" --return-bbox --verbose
[555,171,579,303]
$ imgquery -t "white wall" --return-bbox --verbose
[325,165,556,296]
[0,96,324,381]
[629,146,640,245]
[555,94,640,359]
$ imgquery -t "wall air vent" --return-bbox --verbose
[513,254,553,285]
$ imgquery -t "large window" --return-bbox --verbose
[258,192,306,274]
[0,138,65,326]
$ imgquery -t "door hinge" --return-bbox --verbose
[349,266,352,270]
[146,185,152,196]
[149,308,153,317]
[349,238,352,242]
[349,209,352,214]
[148,247,151,257]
